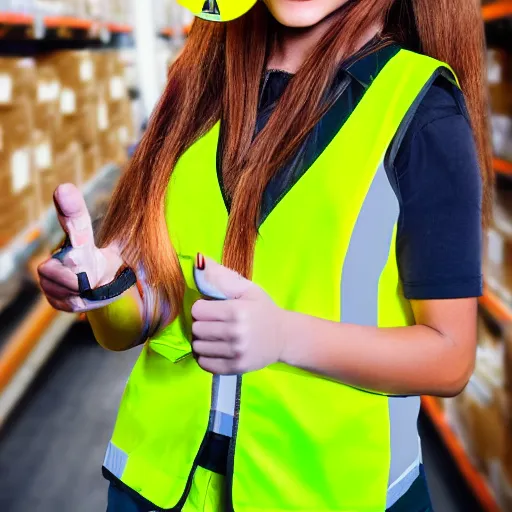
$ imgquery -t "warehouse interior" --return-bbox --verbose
[0,1,511,511]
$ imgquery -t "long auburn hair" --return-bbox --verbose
[99,0,492,323]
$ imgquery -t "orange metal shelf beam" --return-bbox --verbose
[161,25,192,37]
[43,16,92,29]
[0,13,133,33]
[422,396,501,512]
[0,297,58,394]
[494,157,512,176]
[483,1,512,21]
[161,27,174,37]
[0,12,33,25]
[107,22,133,34]
[479,287,512,322]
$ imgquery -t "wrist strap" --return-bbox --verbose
[52,236,137,302]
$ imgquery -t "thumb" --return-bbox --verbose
[193,253,253,300]
[53,183,95,249]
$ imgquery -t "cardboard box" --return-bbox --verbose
[39,51,96,91]
[96,88,110,134]
[99,129,125,166]
[506,328,512,392]
[0,144,32,198]
[0,97,33,155]
[33,130,54,214]
[62,99,98,146]
[38,167,59,212]
[59,82,98,118]
[485,192,512,302]
[39,51,96,120]
[54,120,77,155]
[488,48,512,160]
[504,413,512,478]
[37,140,83,213]
[456,339,506,474]
[110,97,136,144]
[94,50,127,103]
[94,50,116,83]
[503,328,512,432]
[82,143,101,181]
[0,99,34,208]
[55,141,83,187]
[0,149,33,209]
[0,184,37,247]
[0,57,37,107]
[35,65,61,134]
[488,48,512,116]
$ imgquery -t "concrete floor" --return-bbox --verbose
[0,321,483,512]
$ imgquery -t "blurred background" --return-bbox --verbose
[0,1,510,511]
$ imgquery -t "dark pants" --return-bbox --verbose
[107,482,155,512]
[106,464,434,512]
[388,465,434,512]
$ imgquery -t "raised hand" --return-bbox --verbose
[37,183,125,313]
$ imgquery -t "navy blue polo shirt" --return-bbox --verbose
[249,44,483,302]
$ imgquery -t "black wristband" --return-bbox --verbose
[78,267,137,302]
[51,236,137,302]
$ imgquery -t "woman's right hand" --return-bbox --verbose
[37,183,125,313]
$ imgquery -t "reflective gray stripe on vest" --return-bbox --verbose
[210,374,236,436]
[341,161,421,509]
[104,441,128,479]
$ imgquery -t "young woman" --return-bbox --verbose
[38,0,491,510]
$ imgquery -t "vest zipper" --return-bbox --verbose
[224,375,242,512]
[223,75,353,512]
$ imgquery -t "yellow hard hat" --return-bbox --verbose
[177,0,258,22]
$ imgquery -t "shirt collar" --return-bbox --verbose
[259,41,402,110]
[344,42,401,89]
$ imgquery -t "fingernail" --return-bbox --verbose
[196,253,205,270]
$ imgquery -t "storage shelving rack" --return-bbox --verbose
[0,2,188,427]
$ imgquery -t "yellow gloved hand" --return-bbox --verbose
[177,0,257,22]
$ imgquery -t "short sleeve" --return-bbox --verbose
[395,82,484,300]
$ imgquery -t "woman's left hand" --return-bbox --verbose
[191,256,286,375]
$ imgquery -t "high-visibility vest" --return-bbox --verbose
[103,49,456,511]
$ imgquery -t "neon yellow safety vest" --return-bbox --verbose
[103,49,456,511]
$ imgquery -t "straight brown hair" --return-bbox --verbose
[99,0,492,323]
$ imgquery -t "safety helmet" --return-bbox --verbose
[177,0,258,22]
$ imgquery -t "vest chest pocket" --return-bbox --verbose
[146,254,200,363]
[178,253,202,345]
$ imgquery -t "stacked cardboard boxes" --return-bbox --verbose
[37,50,96,206]
[485,186,512,303]
[488,47,512,162]
[37,49,134,205]
[34,64,61,211]
[0,59,38,247]
[95,50,133,167]
[501,329,512,510]
[445,312,512,510]
[0,49,134,248]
